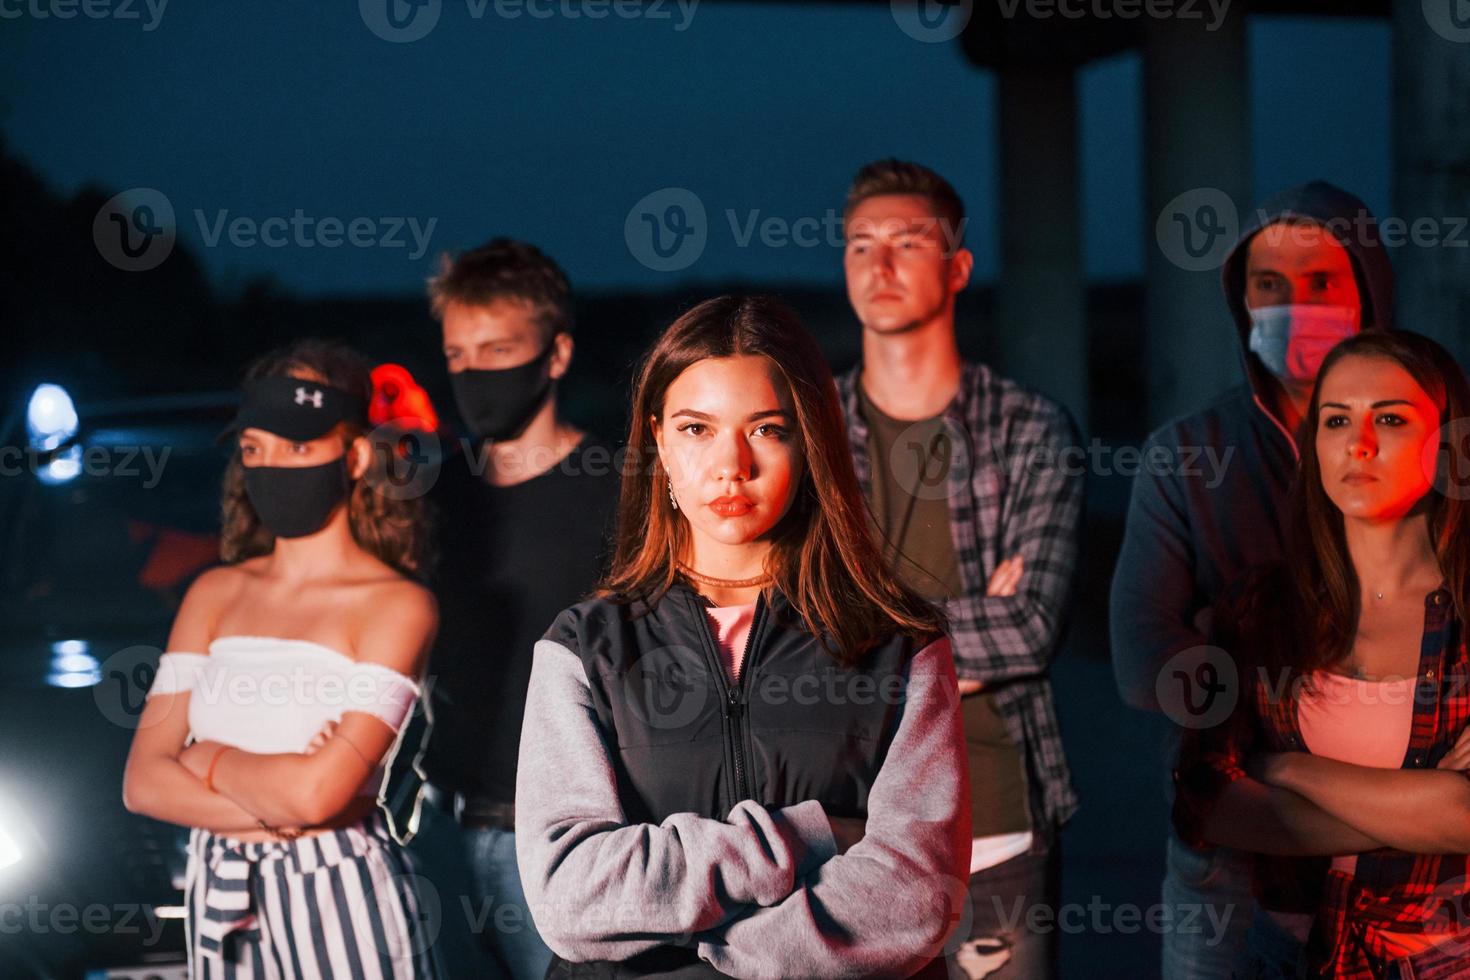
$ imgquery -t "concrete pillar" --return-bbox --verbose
[995,66,1090,434]
[1392,4,1470,358]
[1141,10,1250,427]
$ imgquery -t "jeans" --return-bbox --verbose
[407,797,553,980]
[1162,830,1256,979]
[950,834,1061,979]
[1232,911,1309,980]
[466,825,554,980]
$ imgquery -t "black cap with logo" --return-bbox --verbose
[219,376,369,444]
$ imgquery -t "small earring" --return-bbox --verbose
[667,478,679,511]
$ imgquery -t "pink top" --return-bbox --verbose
[1297,670,1417,877]
[703,602,757,682]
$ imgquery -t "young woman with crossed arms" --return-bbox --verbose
[123,339,441,979]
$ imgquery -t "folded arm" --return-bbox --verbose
[1258,752,1470,854]
[951,399,1083,687]
[694,637,972,979]
[515,639,840,963]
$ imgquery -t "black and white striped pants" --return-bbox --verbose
[184,809,441,979]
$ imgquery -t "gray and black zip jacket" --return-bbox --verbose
[515,581,971,979]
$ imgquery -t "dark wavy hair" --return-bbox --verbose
[598,295,946,666]
[1225,330,1470,679]
[219,338,431,579]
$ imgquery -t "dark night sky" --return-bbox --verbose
[2,4,1389,295]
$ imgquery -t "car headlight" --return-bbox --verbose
[0,792,23,873]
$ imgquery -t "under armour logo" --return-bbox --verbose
[295,387,324,408]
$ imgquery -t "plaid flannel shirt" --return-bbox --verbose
[837,360,1083,828]
[1175,588,1470,979]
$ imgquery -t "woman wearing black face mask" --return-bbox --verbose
[122,339,442,979]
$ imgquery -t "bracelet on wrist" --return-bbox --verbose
[203,746,233,793]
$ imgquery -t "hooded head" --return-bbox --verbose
[1221,181,1395,403]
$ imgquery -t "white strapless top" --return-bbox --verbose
[146,635,421,796]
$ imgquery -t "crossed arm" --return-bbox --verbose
[1183,700,1470,856]
[1246,730,1470,855]
[122,569,436,833]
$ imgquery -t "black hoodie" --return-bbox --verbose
[1110,181,1396,713]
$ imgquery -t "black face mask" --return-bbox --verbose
[243,456,350,539]
[449,341,555,442]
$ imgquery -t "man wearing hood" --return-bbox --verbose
[1110,181,1395,976]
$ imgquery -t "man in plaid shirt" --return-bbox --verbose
[835,159,1083,980]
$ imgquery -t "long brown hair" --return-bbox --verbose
[1240,330,1470,677]
[219,338,431,579]
[599,295,945,666]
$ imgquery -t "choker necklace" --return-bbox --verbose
[675,561,772,589]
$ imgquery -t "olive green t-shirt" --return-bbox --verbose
[856,383,1032,838]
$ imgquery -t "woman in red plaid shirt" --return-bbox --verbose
[1174,329,1470,979]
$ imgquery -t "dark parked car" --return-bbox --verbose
[0,383,240,978]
